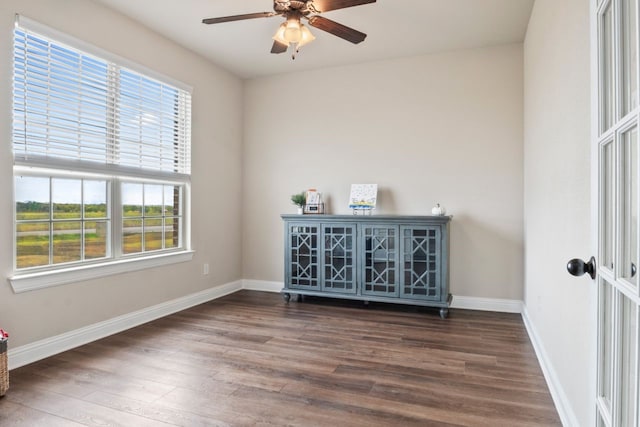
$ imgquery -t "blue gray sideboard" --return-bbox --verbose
[281,214,452,318]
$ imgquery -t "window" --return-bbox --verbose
[11,16,192,291]
[15,175,109,269]
[121,182,183,255]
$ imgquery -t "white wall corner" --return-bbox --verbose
[521,305,580,427]
[7,280,243,370]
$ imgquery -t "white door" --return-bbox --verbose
[592,0,640,425]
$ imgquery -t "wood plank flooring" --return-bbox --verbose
[0,291,561,426]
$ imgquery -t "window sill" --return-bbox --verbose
[8,250,195,293]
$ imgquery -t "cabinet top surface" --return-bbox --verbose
[281,214,451,223]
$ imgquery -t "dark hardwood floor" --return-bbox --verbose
[0,291,561,426]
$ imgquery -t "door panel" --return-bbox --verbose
[600,1,614,134]
[595,0,640,425]
[598,278,615,419]
[622,0,638,116]
[621,126,638,286]
[603,139,616,273]
[618,294,638,425]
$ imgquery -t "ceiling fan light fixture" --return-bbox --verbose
[273,23,288,45]
[272,19,315,56]
[297,24,316,48]
[283,17,303,43]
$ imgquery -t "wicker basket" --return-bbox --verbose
[0,339,8,396]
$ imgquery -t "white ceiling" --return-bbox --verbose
[93,0,535,79]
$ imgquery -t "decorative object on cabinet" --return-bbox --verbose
[431,203,446,216]
[281,214,452,318]
[349,184,377,214]
[291,191,307,214]
[304,189,325,214]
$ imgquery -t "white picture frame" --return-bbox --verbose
[348,184,377,209]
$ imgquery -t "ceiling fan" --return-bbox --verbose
[202,0,377,58]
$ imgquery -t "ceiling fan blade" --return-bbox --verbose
[310,0,376,13]
[202,12,275,25]
[271,40,288,54]
[307,16,367,44]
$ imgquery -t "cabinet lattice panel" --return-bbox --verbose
[322,225,356,293]
[289,225,319,289]
[362,226,398,296]
[401,227,440,299]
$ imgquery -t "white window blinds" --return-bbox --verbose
[12,17,192,178]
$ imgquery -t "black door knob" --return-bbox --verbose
[567,256,596,280]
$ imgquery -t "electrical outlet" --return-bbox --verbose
[203,263,209,275]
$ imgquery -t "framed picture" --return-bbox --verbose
[348,184,377,210]
[304,189,324,214]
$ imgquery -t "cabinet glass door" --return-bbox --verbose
[400,226,441,300]
[321,224,356,294]
[288,224,320,290]
[361,225,399,297]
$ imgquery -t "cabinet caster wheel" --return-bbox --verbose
[283,293,291,303]
[439,308,449,319]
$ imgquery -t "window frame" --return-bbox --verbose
[14,168,113,271]
[9,16,193,293]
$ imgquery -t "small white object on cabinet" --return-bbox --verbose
[431,203,446,216]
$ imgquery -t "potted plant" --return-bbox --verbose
[291,191,306,214]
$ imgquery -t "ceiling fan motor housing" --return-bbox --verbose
[274,1,318,15]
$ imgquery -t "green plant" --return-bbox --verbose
[291,191,306,207]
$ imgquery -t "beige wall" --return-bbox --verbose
[0,0,244,348]
[524,0,594,424]
[243,44,524,300]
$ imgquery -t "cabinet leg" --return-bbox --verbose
[296,294,303,302]
[283,293,291,303]
[439,307,449,319]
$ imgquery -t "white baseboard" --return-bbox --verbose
[241,280,524,313]
[242,279,282,292]
[7,280,243,370]
[451,295,523,313]
[522,306,577,427]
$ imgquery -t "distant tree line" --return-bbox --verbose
[16,201,107,213]
[17,201,171,215]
